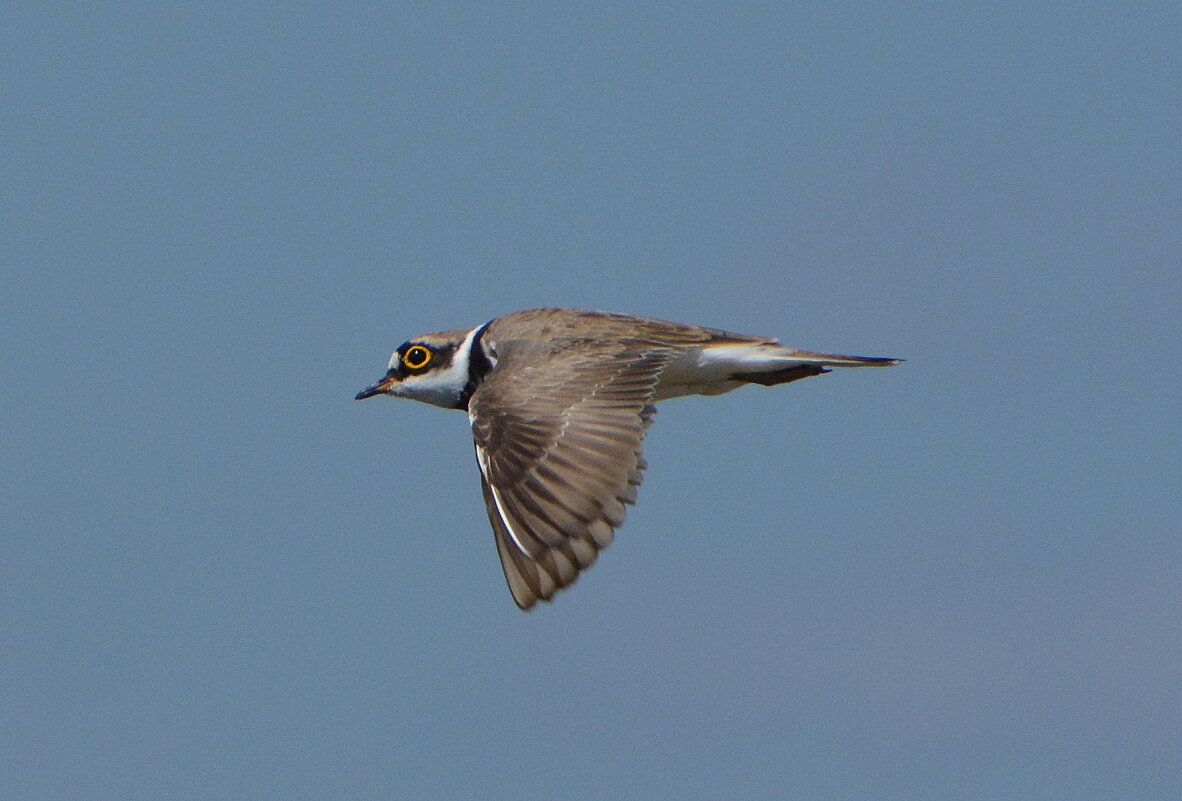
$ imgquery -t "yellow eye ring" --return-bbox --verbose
[403,345,432,369]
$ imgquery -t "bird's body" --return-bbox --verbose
[356,307,898,610]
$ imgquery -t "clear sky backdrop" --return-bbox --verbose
[5,3,1180,800]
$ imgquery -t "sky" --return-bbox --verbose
[4,2,1180,799]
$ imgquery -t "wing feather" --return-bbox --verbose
[469,340,671,609]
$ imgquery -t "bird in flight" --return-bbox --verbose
[356,307,898,610]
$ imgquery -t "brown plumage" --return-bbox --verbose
[356,308,899,610]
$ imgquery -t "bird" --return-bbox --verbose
[355,307,898,610]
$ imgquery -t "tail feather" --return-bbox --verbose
[724,344,900,387]
[774,347,901,368]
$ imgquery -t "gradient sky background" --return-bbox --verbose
[5,3,1180,799]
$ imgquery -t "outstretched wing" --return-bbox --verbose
[468,340,670,610]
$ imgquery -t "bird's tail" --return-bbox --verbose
[725,344,900,386]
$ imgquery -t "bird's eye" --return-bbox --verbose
[403,345,432,369]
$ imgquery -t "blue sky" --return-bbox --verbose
[4,3,1179,799]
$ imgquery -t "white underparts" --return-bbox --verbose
[652,342,854,401]
[652,343,780,400]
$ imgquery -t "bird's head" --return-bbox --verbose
[355,328,482,410]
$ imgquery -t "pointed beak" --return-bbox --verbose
[355,373,398,400]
